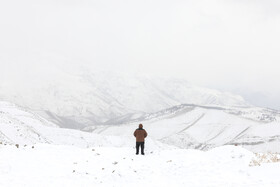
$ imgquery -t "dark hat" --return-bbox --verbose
[139,124,143,128]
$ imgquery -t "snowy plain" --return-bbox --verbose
[1,144,280,187]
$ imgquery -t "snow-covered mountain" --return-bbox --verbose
[85,104,280,152]
[0,67,249,129]
[0,101,168,149]
[1,100,279,153]
[0,101,57,144]
[1,65,278,153]
[0,102,280,152]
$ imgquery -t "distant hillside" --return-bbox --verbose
[85,104,280,152]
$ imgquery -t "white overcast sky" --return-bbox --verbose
[0,0,280,109]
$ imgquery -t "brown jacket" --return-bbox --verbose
[134,128,148,142]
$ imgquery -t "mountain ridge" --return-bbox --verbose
[0,69,249,129]
[85,104,280,152]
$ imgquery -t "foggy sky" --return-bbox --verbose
[0,0,280,109]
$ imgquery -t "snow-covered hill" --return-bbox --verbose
[85,104,280,152]
[0,101,168,150]
[1,100,279,152]
[1,101,279,153]
[0,101,57,144]
[0,66,249,129]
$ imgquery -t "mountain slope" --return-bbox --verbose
[0,101,169,150]
[1,100,279,153]
[0,101,57,144]
[86,104,280,152]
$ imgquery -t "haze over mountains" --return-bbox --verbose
[0,65,249,129]
[1,62,279,153]
[1,61,280,153]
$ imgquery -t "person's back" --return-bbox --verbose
[133,124,147,155]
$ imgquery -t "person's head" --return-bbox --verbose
[139,124,143,129]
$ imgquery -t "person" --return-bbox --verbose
[133,124,148,155]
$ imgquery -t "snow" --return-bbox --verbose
[0,101,172,151]
[248,122,280,137]
[89,106,280,152]
[1,101,280,186]
[1,101,279,153]
[0,144,280,187]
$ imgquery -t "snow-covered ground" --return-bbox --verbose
[1,144,280,187]
[1,101,280,186]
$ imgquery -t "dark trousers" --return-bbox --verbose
[136,142,145,155]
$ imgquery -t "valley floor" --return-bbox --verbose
[0,144,280,187]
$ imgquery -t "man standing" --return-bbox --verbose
[133,124,148,155]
